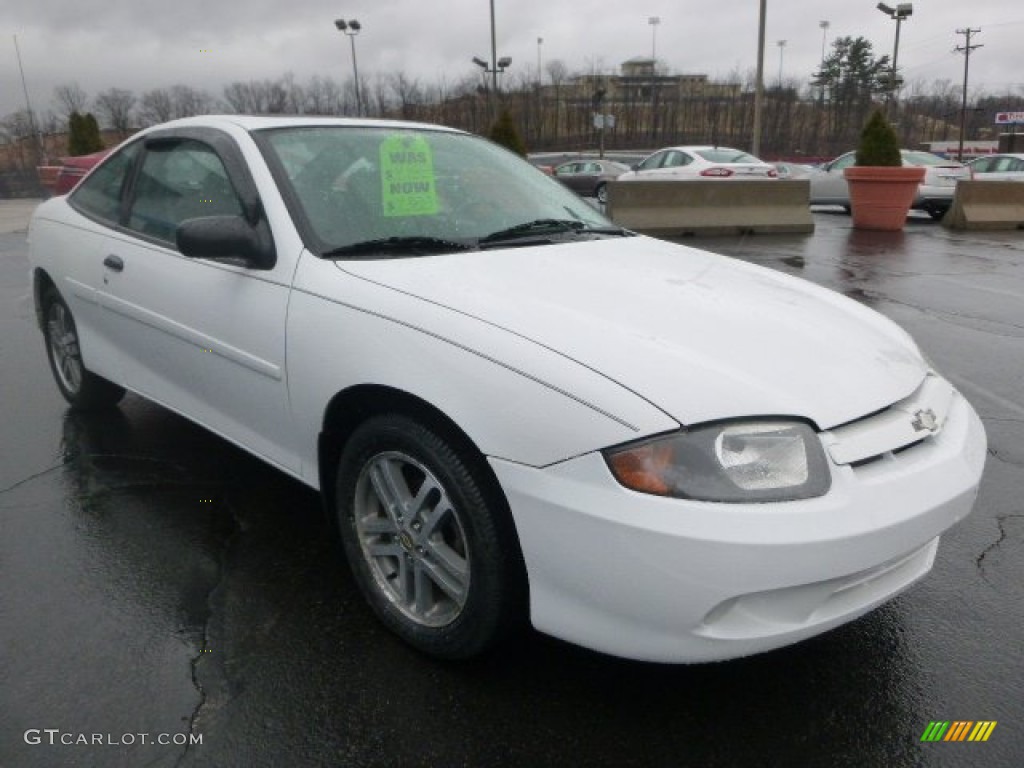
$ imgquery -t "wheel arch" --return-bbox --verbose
[318,383,531,618]
[32,268,59,331]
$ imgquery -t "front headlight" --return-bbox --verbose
[604,420,831,503]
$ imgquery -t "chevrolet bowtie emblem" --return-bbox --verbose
[911,408,939,432]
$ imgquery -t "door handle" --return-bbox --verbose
[103,254,124,272]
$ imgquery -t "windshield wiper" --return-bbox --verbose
[322,236,473,259]
[478,219,586,245]
[478,219,634,247]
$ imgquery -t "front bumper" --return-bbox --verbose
[490,392,986,662]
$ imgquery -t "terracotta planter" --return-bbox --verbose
[843,166,926,231]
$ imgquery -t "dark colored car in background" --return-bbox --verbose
[552,159,631,203]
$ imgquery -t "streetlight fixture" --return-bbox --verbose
[334,18,363,116]
[876,3,912,106]
[471,56,513,84]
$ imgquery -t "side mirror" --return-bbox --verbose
[176,215,275,270]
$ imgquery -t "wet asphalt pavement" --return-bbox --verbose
[1,204,1021,768]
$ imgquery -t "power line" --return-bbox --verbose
[955,27,983,161]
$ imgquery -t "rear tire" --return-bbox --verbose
[334,413,525,659]
[926,207,947,221]
[42,286,125,410]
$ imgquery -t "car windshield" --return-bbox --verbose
[695,148,761,164]
[255,125,613,256]
[902,150,961,167]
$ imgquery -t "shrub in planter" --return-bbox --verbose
[844,109,925,231]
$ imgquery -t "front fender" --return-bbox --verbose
[287,255,677,487]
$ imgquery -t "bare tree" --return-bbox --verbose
[53,83,89,120]
[170,85,215,117]
[305,76,343,115]
[94,87,137,136]
[222,79,290,114]
[138,88,174,126]
[389,72,423,119]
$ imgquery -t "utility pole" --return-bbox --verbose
[955,27,982,162]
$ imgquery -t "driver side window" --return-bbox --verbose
[127,140,243,244]
[831,153,857,172]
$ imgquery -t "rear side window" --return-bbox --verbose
[70,143,140,225]
[637,152,666,171]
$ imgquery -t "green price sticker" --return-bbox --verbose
[379,134,439,217]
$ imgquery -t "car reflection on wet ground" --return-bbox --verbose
[1,205,1021,767]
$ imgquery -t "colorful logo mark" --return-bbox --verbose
[921,721,997,742]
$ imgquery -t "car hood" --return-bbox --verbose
[336,237,926,430]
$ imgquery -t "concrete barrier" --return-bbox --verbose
[606,179,814,237]
[942,180,1024,230]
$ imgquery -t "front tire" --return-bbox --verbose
[42,286,125,410]
[335,413,524,659]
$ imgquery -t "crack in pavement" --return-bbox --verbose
[175,496,242,768]
[986,446,1024,469]
[0,463,66,495]
[976,513,1024,582]
[0,453,195,496]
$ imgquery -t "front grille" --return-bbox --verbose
[824,375,956,466]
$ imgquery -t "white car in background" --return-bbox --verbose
[966,153,1024,181]
[809,149,970,220]
[27,116,986,663]
[617,146,779,181]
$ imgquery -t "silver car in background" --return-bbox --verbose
[966,153,1024,181]
[809,150,970,220]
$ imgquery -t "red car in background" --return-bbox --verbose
[37,149,110,196]
[53,150,110,195]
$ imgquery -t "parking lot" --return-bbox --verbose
[1,202,1021,767]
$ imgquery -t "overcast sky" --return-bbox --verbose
[3,0,1023,122]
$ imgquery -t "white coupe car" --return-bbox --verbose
[27,116,986,663]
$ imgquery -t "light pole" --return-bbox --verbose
[648,16,660,65]
[472,0,511,120]
[537,37,543,85]
[12,34,45,161]
[876,3,912,109]
[776,40,787,89]
[334,19,363,116]
[752,0,766,157]
[818,20,830,100]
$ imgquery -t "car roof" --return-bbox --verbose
[134,114,465,136]
[969,153,1024,161]
[657,145,743,153]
